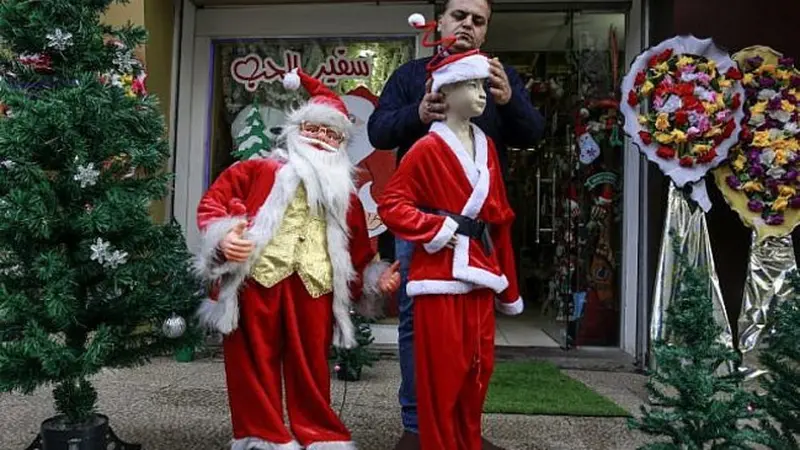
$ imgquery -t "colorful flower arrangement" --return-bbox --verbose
[724,55,800,226]
[628,49,742,168]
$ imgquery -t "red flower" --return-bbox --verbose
[635,71,647,86]
[679,156,694,167]
[698,147,718,163]
[675,110,689,126]
[648,55,659,68]
[638,131,653,145]
[659,48,674,62]
[725,67,743,80]
[675,83,695,97]
[722,120,736,139]
[682,95,702,112]
[656,146,676,159]
[627,91,639,107]
[731,93,742,110]
[740,125,753,142]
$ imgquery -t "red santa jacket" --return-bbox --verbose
[377,122,523,315]
[193,156,387,348]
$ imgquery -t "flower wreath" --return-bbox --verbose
[714,46,800,238]
[621,36,745,210]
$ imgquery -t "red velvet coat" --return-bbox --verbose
[193,157,386,348]
[377,122,523,315]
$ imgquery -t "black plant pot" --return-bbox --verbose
[336,366,362,382]
[40,414,108,450]
[26,414,141,450]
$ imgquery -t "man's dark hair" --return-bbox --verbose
[441,0,493,13]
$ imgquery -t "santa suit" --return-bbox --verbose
[377,121,523,450]
[194,156,387,450]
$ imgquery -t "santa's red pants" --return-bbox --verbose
[223,274,351,448]
[414,289,496,450]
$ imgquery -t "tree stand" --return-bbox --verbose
[25,414,141,450]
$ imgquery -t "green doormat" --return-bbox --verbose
[483,361,630,417]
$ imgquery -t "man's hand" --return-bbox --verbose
[221,221,255,263]
[418,78,447,124]
[489,57,512,105]
[378,261,402,294]
[446,234,458,249]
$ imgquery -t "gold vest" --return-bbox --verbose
[249,185,334,297]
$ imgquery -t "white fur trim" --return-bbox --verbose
[422,216,459,254]
[407,279,475,297]
[306,442,356,450]
[192,216,247,280]
[231,437,300,450]
[431,53,491,93]
[408,13,426,28]
[286,102,352,135]
[354,259,391,319]
[327,208,358,349]
[496,296,524,316]
[452,234,508,293]
[283,68,301,90]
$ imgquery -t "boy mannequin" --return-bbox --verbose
[378,47,523,450]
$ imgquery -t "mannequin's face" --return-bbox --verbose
[441,79,487,120]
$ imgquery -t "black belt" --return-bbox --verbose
[420,207,494,255]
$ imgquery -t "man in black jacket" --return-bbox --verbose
[368,1,545,448]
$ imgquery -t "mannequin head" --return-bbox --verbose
[440,78,487,121]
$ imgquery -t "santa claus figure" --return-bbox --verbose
[377,28,523,449]
[193,68,400,450]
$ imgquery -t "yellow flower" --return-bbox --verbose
[759,64,777,74]
[786,139,800,152]
[707,60,717,71]
[671,129,688,143]
[782,99,796,113]
[692,144,712,155]
[779,185,797,197]
[792,89,800,101]
[655,132,674,144]
[655,62,669,74]
[641,80,655,95]
[703,102,720,114]
[697,63,708,72]
[124,88,136,98]
[774,196,790,212]
[638,115,649,125]
[121,74,133,85]
[715,94,726,109]
[743,181,764,192]
[742,73,755,86]
[655,113,670,131]
[677,56,695,68]
[751,101,768,115]
[776,69,792,81]
[719,78,733,88]
[732,154,747,171]
[775,149,789,165]
[752,130,772,147]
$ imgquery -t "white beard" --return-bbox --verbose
[280,129,356,223]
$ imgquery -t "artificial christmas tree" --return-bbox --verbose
[629,236,760,449]
[332,311,380,382]
[753,275,800,450]
[0,1,202,448]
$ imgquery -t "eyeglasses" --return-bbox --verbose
[300,122,344,142]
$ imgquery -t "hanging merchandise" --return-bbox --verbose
[712,46,800,378]
[621,36,743,364]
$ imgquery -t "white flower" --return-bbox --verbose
[0,160,14,169]
[769,128,785,141]
[657,95,683,114]
[103,250,128,269]
[74,163,100,188]
[769,109,792,124]
[785,121,800,135]
[760,149,776,166]
[767,165,787,178]
[90,238,110,263]
[749,113,767,127]
[46,29,73,51]
[758,89,778,101]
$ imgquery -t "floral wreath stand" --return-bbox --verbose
[712,46,800,379]
[621,36,746,371]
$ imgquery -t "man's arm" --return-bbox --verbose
[367,64,427,151]
[497,65,545,149]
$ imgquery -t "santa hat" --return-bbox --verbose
[408,13,490,93]
[282,68,352,133]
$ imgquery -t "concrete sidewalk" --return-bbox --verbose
[0,357,653,450]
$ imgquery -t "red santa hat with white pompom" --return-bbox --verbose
[282,68,352,134]
[407,12,491,93]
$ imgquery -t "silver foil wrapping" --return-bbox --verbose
[649,183,734,371]
[737,232,796,379]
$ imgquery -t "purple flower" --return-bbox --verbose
[747,56,764,69]
[785,170,799,182]
[745,87,759,99]
[748,199,765,212]
[792,76,800,88]
[768,96,783,110]
[778,57,795,68]
[726,175,742,189]
[749,165,765,178]
[766,117,782,129]
[791,196,800,209]
[761,77,777,88]
[766,214,785,226]
[767,178,780,191]
[748,150,761,162]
